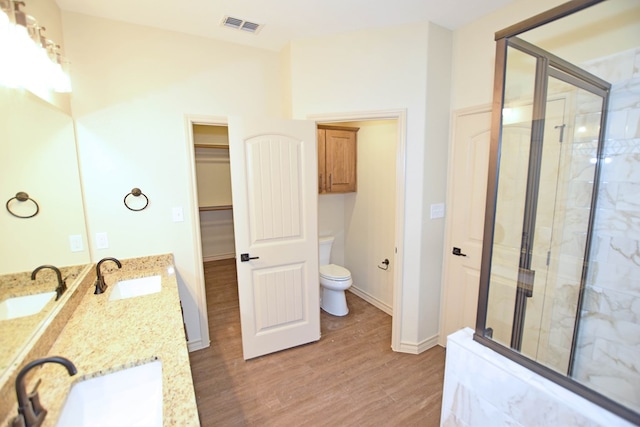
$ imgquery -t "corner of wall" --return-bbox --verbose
[280,42,293,119]
[417,22,454,341]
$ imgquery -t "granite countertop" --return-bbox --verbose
[0,264,89,375]
[1,254,200,426]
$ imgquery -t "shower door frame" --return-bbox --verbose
[471,0,640,424]
[504,37,610,360]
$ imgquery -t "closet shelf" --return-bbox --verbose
[194,143,229,149]
[199,205,233,211]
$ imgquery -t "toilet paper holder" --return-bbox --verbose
[378,258,390,270]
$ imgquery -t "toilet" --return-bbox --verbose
[319,236,353,316]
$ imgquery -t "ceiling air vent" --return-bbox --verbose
[222,16,262,34]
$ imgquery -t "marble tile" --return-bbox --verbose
[595,181,618,210]
[626,108,640,138]
[442,329,636,427]
[606,110,629,140]
[606,234,640,267]
[616,182,640,214]
[604,151,640,184]
[583,49,636,83]
[610,79,640,111]
[587,259,640,296]
[592,208,640,240]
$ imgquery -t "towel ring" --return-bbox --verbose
[124,188,149,211]
[6,192,40,218]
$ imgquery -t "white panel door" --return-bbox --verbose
[440,109,491,342]
[228,117,319,360]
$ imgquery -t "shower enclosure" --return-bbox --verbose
[474,0,639,424]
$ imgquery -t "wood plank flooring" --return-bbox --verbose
[189,259,446,426]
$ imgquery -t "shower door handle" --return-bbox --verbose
[452,247,467,257]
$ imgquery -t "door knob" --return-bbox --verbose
[240,253,259,262]
[452,247,467,257]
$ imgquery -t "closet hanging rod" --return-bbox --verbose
[199,205,233,211]
[194,143,229,149]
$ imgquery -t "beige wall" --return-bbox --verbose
[451,0,565,111]
[290,22,452,350]
[62,12,285,347]
[342,120,396,312]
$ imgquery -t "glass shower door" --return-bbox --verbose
[484,37,609,376]
[519,72,606,374]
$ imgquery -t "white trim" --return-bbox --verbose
[184,114,229,352]
[307,109,407,353]
[438,104,491,347]
[397,334,440,354]
[348,287,392,315]
[187,338,209,352]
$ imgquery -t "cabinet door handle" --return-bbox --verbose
[329,173,332,191]
[319,173,322,192]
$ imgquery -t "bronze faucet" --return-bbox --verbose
[94,257,122,294]
[31,265,66,301]
[11,356,77,427]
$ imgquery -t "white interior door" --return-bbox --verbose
[440,108,491,343]
[228,116,320,360]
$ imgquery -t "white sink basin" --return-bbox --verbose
[109,275,162,301]
[0,291,57,320]
[57,360,163,427]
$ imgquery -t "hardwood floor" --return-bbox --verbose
[189,259,446,426]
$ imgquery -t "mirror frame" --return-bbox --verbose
[473,0,639,425]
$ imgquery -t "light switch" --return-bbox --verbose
[96,232,109,249]
[69,235,83,252]
[430,203,445,219]
[172,207,184,222]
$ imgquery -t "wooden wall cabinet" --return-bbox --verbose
[317,125,359,193]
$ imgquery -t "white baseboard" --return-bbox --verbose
[348,286,393,315]
[187,338,210,352]
[396,334,439,354]
[203,253,235,262]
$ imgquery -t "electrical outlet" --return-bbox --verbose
[69,235,83,252]
[96,232,109,249]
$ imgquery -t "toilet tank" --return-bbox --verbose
[318,236,335,266]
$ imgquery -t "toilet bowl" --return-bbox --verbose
[319,236,353,316]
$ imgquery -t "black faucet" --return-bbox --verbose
[31,265,66,301]
[94,257,122,294]
[11,356,77,427]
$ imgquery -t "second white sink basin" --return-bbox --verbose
[109,275,162,301]
[56,360,163,427]
[0,291,57,320]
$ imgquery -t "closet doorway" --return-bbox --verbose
[188,111,407,353]
[193,124,236,263]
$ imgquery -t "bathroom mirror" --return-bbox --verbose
[475,0,639,424]
[0,86,91,384]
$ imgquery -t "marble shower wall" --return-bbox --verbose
[572,47,640,413]
[441,329,635,427]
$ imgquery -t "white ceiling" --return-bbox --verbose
[55,0,518,51]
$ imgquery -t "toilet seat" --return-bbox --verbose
[319,264,351,281]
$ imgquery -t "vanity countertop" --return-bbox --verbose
[1,254,200,426]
